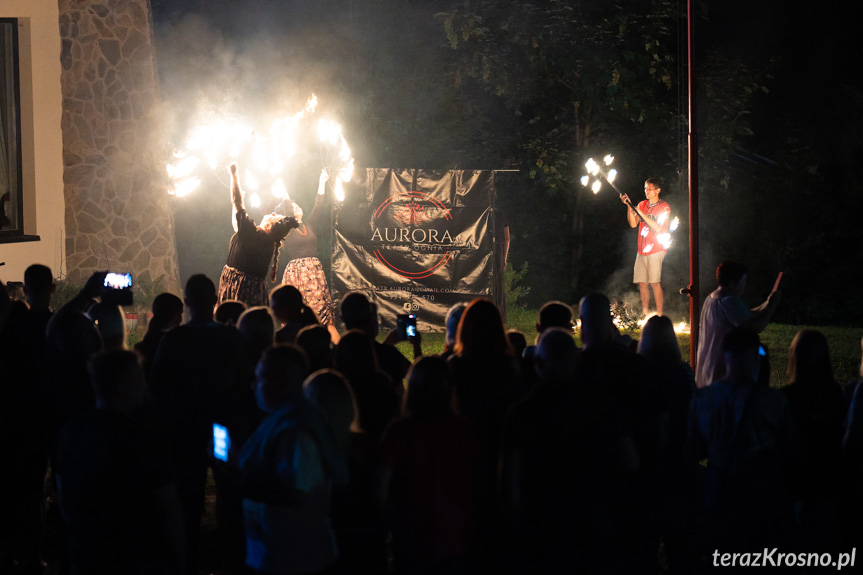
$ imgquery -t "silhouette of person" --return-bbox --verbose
[218,163,298,307]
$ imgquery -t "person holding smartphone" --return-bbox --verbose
[339,292,419,393]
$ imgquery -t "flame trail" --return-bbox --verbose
[166,94,355,205]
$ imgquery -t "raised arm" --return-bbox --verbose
[52,271,107,316]
[305,170,329,229]
[317,169,328,196]
[229,163,244,232]
[739,290,782,333]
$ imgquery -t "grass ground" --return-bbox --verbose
[390,307,863,390]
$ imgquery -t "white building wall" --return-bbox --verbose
[0,2,65,283]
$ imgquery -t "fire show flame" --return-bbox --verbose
[271,178,288,199]
[581,154,616,195]
[580,155,682,253]
[166,94,354,204]
[610,311,690,334]
[657,233,672,250]
[674,321,690,334]
[609,301,689,335]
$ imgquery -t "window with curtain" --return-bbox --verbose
[0,18,22,239]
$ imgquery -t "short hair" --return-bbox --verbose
[536,326,577,357]
[507,329,527,357]
[151,292,183,320]
[184,274,217,309]
[215,299,246,325]
[721,327,760,355]
[270,284,304,312]
[578,293,612,326]
[238,306,276,341]
[333,329,379,376]
[24,264,53,295]
[716,261,748,286]
[404,356,453,418]
[645,177,661,189]
[534,326,578,382]
[537,301,574,332]
[339,291,375,330]
[296,324,333,372]
[578,293,613,348]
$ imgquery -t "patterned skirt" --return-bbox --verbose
[281,257,334,325]
[218,265,269,308]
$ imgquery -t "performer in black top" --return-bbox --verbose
[218,163,298,307]
[278,170,338,340]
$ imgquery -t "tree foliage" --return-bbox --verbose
[436,0,684,302]
[438,0,680,188]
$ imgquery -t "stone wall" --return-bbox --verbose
[58,0,180,296]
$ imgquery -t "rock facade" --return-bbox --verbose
[58,0,180,295]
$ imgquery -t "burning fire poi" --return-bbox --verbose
[166,94,354,205]
[581,153,680,250]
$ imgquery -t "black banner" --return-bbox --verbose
[331,169,501,332]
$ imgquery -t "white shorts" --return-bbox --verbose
[633,251,665,284]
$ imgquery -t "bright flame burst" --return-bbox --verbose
[581,154,616,194]
[317,119,354,202]
[640,209,680,253]
[166,94,354,204]
[674,321,690,334]
[610,311,690,334]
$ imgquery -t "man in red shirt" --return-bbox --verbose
[621,178,671,316]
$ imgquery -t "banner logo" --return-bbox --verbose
[372,191,453,279]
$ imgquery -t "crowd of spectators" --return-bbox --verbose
[1,264,862,575]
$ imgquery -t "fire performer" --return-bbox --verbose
[620,177,670,317]
[218,163,298,307]
[276,169,338,339]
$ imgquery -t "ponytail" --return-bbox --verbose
[271,241,281,281]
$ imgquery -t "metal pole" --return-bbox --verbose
[687,0,700,369]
